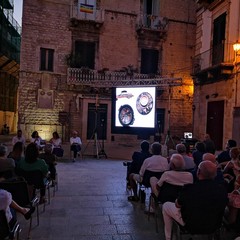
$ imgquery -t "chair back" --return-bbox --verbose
[17,169,45,189]
[158,182,183,203]
[0,177,31,207]
[142,170,164,187]
[0,210,10,239]
[0,170,14,179]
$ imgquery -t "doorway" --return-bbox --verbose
[206,100,224,150]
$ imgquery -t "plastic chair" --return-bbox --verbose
[172,220,223,240]
[148,182,184,233]
[16,170,51,211]
[0,210,21,240]
[0,178,39,238]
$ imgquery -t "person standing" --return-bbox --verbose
[70,131,82,162]
[203,134,215,154]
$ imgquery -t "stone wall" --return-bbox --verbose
[19,0,196,157]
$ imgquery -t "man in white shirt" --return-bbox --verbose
[150,153,193,203]
[128,142,169,202]
[70,131,82,162]
[12,129,26,146]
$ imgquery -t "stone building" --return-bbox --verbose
[192,0,240,150]
[0,0,21,134]
[19,0,196,158]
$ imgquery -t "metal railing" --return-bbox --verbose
[70,3,104,22]
[192,42,235,74]
[136,14,168,31]
[67,68,182,87]
[3,9,22,35]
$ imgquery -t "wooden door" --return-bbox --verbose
[206,100,224,150]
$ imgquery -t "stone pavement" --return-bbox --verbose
[15,157,240,240]
[17,157,164,240]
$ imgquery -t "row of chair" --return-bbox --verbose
[136,181,223,239]
[0,170,58,239]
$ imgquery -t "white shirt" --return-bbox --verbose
[31,137,44,147]
[0,189,12,223]
[51,138,62,147]
[139,155,169,177]
[12,136,26,146]
[70,136,82,145]
[157,170,193,187]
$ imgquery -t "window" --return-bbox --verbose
[212,13,226,65]
[143,0,160,27]
[75,41,95,69]
[141,49,159,74]
[40,48,54,71]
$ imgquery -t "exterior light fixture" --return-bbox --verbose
[233,41,240,52]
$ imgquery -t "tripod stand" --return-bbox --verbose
[164,87,175,151]
[82,111,107,159]
[98,118,107,158]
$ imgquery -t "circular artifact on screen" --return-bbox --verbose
[118,104,135,126]
[136,92,153,115]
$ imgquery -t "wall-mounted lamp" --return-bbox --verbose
[233,41,240,106]
[233,41,240,52]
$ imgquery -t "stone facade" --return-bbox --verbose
[19,0,196,158]
[192,0,239,150]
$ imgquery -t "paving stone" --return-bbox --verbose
[16,158,240,240]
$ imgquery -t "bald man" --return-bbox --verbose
[162,161,228,240]
[150,154,193,203]
[191,153,224,184]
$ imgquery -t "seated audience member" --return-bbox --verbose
[128,142,169,202]
[50,131,64,157]
[192,141,206,167]
[225,175,240,227]
[216,139,237,164]
[223,147,240,193]
[12,129,26,146]
[162,161,228,240]
[176,144,195,171]
[125,140,152,188]
[70,131,82,162]
[0,145,15,178]
[191,153,224,184]
[18,143,49,204]
[7,142,24,167]
[39,144,57,180]
[150,154,193,203]
[203,133,215,154]
[31,131,45,150]
[0,188,35,226]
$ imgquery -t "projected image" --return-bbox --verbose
[136,92,153,115]
[115,87,156,128]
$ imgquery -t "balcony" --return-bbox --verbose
[0,9,21,78]
[0,0,13,9]
[70,2,104,29]
[136,14,168,40]
[196,0,224,10]
[67,68,182,88]
[192,42,234,84]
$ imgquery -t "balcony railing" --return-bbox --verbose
[67,68,182,87]
[192,42,235,74]
[70,2,104,22]
[1,0,13,9]
[136,14,169,31]
[3,9,22,35]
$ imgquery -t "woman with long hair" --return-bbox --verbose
[18,143,48,204]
